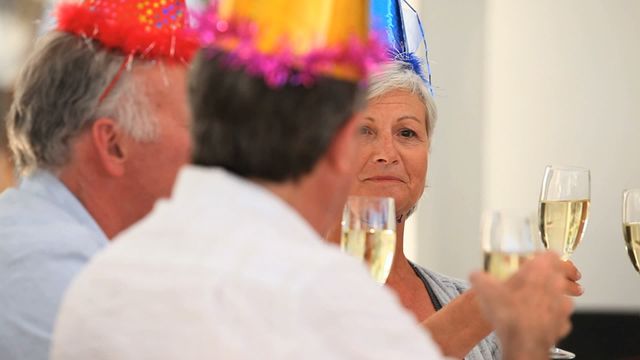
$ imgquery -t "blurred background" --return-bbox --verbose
[1,0,639,357]
[0,0,48,189]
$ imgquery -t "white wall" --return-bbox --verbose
[414,0,640,310]
[409,0,487,281]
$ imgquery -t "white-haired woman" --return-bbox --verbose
[330,60,583,359]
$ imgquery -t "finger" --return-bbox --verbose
[551,265,583,297]
[562,260,582,281]
[565,280,584,297]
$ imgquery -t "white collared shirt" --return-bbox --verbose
[51,166,444,359]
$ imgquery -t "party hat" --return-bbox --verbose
[193,0,388,87]
[370,0,433,94]
[56,0,198,62]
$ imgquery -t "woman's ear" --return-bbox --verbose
[91,118,127,177]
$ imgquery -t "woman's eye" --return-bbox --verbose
[399,129,417,138]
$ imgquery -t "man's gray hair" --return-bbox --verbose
[367,61,438,136]
[6,31,158,176]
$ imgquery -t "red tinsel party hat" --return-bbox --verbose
[56,0,198,62]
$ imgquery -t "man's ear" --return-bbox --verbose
[324,115,359,175]
[91,118,127,177]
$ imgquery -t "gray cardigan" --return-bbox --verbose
[411,263,502,360]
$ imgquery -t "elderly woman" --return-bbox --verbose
[330,60,583,359]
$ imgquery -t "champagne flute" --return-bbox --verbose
[341,196,396,284]
[539,166,590,260]
[481,210,538,281]
[539,165,590,360]
[622,189,640,273]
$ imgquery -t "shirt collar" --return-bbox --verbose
[19,170,108,244]
[171,165,323,245]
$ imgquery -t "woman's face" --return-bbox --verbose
[351,89,429,217]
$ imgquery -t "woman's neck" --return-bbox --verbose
[385,220,415,286]
[385,219,438,321]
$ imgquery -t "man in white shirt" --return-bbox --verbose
[51,1,572,359]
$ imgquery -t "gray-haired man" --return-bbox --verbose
[0,0,196,358]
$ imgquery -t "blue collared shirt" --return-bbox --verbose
[0,171,108,360]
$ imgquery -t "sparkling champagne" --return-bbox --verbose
[539,199,590,260]
[484,251,533,281]
[341,229,396,284]
[623,222,640,273]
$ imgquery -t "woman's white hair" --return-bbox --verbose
[366,61,437,137]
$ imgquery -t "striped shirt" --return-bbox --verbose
[411,263,502,360]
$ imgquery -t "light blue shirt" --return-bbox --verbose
[0,171,108,360]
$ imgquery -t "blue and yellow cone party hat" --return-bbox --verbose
[370,0,433,94]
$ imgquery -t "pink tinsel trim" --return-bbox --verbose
[192,4,390,87]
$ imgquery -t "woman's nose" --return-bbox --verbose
[373,135,399,164]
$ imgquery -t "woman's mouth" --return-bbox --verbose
[364,176,405,183]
